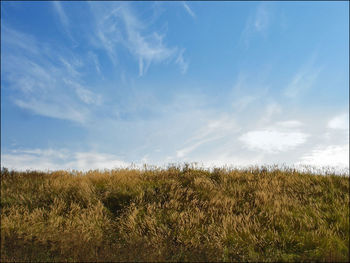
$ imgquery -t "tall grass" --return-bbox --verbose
[1,165,349,262]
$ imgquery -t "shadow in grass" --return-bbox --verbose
[102,192,134,217]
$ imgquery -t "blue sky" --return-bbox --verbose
[1,1,349,171]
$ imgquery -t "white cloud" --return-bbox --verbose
[298,144,349,169]
[328,113,349,130]
[2,148,129,171]
[182,2,196,18]
[239,129,309,153]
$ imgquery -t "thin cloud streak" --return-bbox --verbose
[284,56,322,98]
[176,115,239,158]
[175,48,189,74]
[240,3,271,47]
[254,4,269,32]
[52,1,77,44]
[52,1,69,29]
[14,98,89,124]
[182,2,196,18]
[88,51,102,76]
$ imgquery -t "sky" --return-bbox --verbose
[1,1,349,172]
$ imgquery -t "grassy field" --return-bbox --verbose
[1,165,349,262]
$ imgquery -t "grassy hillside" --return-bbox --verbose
[1,165,349,262]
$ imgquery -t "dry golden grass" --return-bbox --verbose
[1,165,349,262]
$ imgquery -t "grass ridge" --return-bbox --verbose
[1,165,349,262]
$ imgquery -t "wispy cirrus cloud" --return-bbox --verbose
[240,3,272,47]
[62,79,103,106]
[90,2,187,76]
[259,102,282,124]
[284,56,322,98]
[2,25,103,124]
[229,71,270,113]
[175,48,189,74]
[176,115,239,158]
[87,51,102,76]
[1,25,39,54]
[232,95,257,112]
[14,98,89,124]
[52,1,77,44]
[253,4,270,33]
